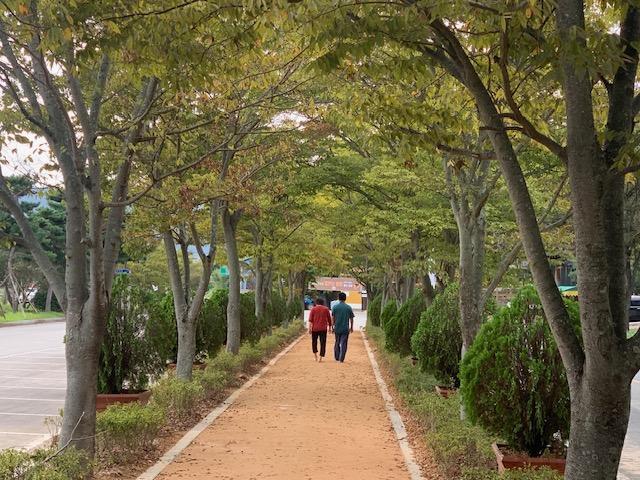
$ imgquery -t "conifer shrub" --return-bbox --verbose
[151,377,204,420]
[411,283,462,387]
[367,295,382,327]
[460,285,579,457]
[380,299,397,328]
[385,293,427,355]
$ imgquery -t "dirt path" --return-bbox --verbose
[155,331,414,480]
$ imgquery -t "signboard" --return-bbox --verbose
[310,277,363,292]
[219,265,229,277]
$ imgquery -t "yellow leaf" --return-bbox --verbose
[18,3,28,15]
[63,28,73,41]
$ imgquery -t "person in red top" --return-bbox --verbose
[307,298,332,362]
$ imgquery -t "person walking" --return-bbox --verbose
[332,292,354,363]
[308,298,332,362]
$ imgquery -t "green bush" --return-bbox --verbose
[194,368,230,394]
[385,293,426,355]
[238,343,264,371]
[286,299,303,323]
[197,289,228,359]
[240,292,261,342]
[0,447,89,480]
[411,283,462,387]
[380,299,397,328]
[367,295,382,327]
[207,349,241,374]
[460,285,578,457]
[461,467,562,480]
[265,291,288,328]
[96,403,164,460]
[151,377,204,419]
[32,288,62,312]
[98,276,167,394]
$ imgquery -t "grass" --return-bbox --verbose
[0,311,63,323]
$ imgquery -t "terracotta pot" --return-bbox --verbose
[492,443,565,475]
[166,362,206,371]
[96,389,152,412]
[435,385,457,398]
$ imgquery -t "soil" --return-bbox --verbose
[153,332,418,479]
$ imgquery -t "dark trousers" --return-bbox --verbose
[334,332,349,362]
[312,331,327,357]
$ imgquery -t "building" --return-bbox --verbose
[309,277,364,309]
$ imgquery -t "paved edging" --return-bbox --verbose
[362,331,424,480]
[0,317,64,328]
[136,333,305,480]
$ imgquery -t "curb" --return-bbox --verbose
[0,317,64,328]
[361,331,424,480]
[137,333,305,480]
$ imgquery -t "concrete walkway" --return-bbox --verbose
[142,321,418,479]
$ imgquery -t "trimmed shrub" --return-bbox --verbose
[367,295,382,327]
[0,447,89,479]
[461,467,562,480]
[238,343,263,371]
[286,299,303,323]
[265,291,288,328]
[380,299,397,328]
[385,292,426,355]
[460,285,579,457]
[207,349,241,374]
[240,292,261,342]
[151,377,204,420]
[96,403,164,461]
[411,283,462,387]
[32,288,62,312]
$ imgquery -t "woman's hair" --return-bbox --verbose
[315,298,325,306]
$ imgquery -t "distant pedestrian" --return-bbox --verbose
[308,298,332,362]
[332,292,354,363]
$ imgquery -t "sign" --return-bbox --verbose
[310,277,363,292]
[115,268,130,275]
[219,265,229,277]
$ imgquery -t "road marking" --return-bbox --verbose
[0,431,49,436]
[0,397,62,402]
[137,334,304,480]
[0,412,58,417]
[0,368,65,373]
[0,347,62,360]
[0,385,65,390]
[0,376,66,381]
[362,331,424,480]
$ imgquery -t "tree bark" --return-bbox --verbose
[223,204,242,354]
[45,283,53,312]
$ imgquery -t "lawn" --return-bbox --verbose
[0,311,63,323]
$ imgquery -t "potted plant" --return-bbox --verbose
[97,276,169,411]
[460,285,579,473]
[410,283,462,397]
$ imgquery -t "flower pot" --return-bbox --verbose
[492,443,565,475]
[96,389,152,412]
[166,362,207,371]
[435,385,457,398]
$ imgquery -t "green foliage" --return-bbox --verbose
[368,326,495,478]
[194,368,230,394]
[98,275,168,394]
[385,292,426,355]
[265,291,288,328]
[31,289,62,312]
[411,283,462,387]
[96,403,165,461]
[286,299,303,322]
[240,292,261,342]
[198,289,227,359]
[206,349,242,374]
[238,343,264,371]
[151,377,204,420]
[380,299,397,328]
[0,447,89,480]
[460,286,579,457]
[367,295,382,327]
[461,467,562,480]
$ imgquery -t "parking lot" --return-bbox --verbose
[0,321,65,450]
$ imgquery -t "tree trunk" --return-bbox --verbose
[45,283,53,312]
[223,205,242,354]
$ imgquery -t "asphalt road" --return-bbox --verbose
[0,321,65,450]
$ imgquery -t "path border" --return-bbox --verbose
[0,317,64,328]
[136,334,305,480]
[362,331,424,480]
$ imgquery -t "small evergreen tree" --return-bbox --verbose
[367,295,382,327]
[460,285,579,457]
[411,283,462,387]
[385,292,426,355]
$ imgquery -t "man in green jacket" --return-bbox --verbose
[331,292,354,362]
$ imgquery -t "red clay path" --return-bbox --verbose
[156,332,414,479]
